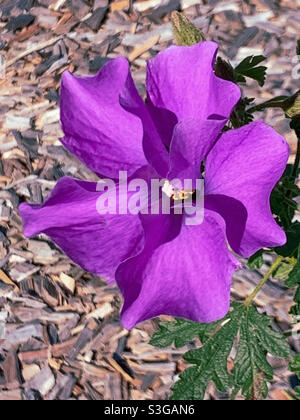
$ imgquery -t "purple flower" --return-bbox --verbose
[20,42,289,329]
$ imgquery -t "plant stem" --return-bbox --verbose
[244,256,284,307]
[247,99,287,114]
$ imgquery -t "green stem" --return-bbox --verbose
[247,99,287,114]
[245,256,284,307]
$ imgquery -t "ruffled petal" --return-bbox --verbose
[60,57,148,178]
[19,177,145,283]
[205,121,289,257]
[205,194,248,255]
[146,41,241,122]
[116,210,240,329]
[168,117,225,186]
[146,98,178,148]
[118,70,169,177]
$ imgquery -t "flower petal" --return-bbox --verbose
[146,98,178,148]
[168,117,225,186]
[121,81,169,178]
[60,57,148,178]
[116,210,240,329]
[19,177,145,283]
[205,121,289,257]
[146,41,241,121]
[205,194,248,255]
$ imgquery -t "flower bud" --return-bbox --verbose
[171,11,205,46]
[285,92,300,120]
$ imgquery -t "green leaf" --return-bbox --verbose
[171,308,241,400]
[150,318,206,348]
[294,387,300,400]
[276,222,300,257]
[214,57,235,82]
[284,246,300,315]
[285,263,300,287]
[235,55,267,87]
[290,286,300,316]
[248,250,264,270]
[290,355,300,378]
[273,260,296,281]
[230,97,255,128]
[271,167,300,231]
[233,305,290,400]
[152,303,290,400]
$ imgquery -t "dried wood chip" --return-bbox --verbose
[111,0,130,12]
[84,7,108,32]
[0,268,19,291]
[84,382,103,400]
[86,302,113,320]
[22,364,41,381]
[67,319,99,360]
[0,389,23,401]
[105,355,141,386]
[5,14,35,32]
[3,115,32,131]
[26,365,55,397]
[94,0,109,9]
[6,37,62,68]
[71,0,90,18]
[4,324,44,348]
[35,109,60,130]
[27,240,58,265]
[128,35,160,62]
[147,0,180,23]
[2,350,22,388]
[58,272,75,294]
[46,372,76,400]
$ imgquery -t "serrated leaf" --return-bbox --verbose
[271,191,296,230]
[152,303,289,400]
[235,55,267,87]
[248,250,264,269]
[150,318,206,348]
[171,308,242,400]
[284,246,300,315]
[286,265,300,288]
[170,366,208,400]
[285,246,300,287]
[230,97,255,128]
[274,260,296,281]
[271,171,299,231]
[249,307,290,358]
[233,305,290,400]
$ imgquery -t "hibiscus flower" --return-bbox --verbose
[20,41,289,329]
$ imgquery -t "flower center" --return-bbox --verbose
[162,180,195,201]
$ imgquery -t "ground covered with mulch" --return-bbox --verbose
[0,0,299,400]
